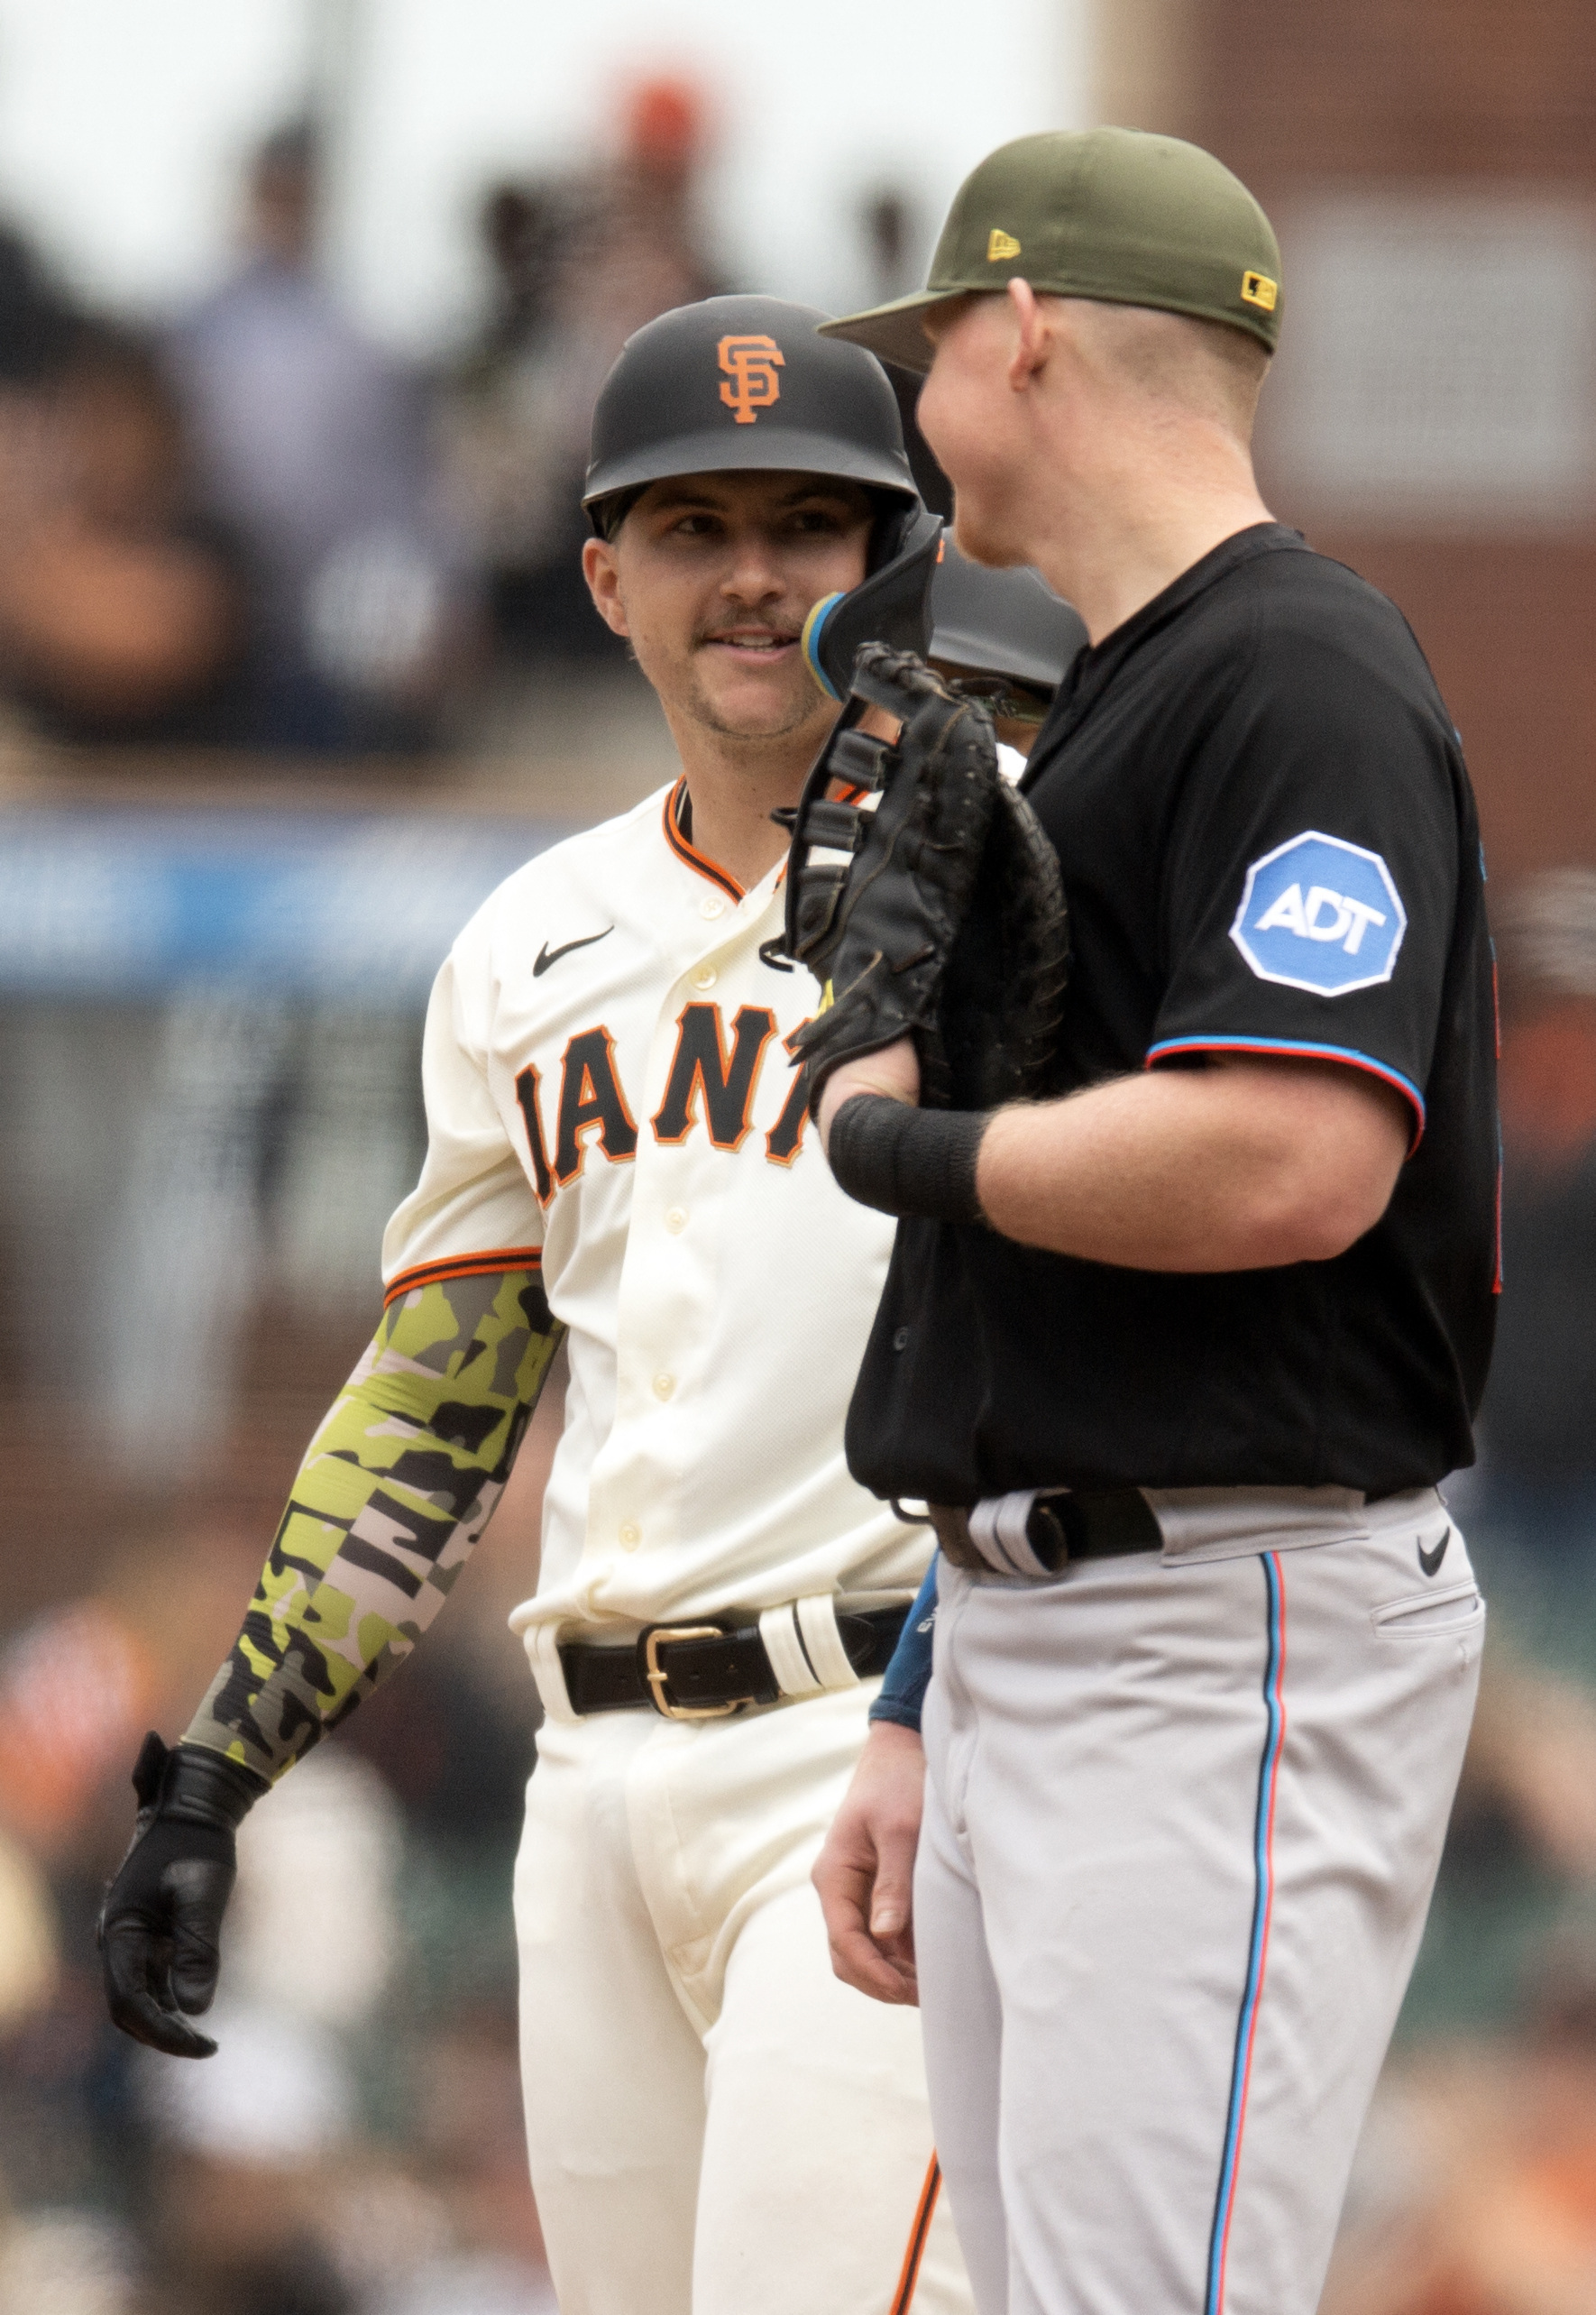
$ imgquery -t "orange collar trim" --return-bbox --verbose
[663,779,745,904]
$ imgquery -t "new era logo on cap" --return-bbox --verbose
[1231,831,1408,996]
[1241,270,1278,310]
[718,334,784,424]
[986,228,1022,262]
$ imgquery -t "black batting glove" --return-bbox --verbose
[97,1731,267,2059]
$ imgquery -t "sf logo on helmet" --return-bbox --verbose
[718,334,784,425]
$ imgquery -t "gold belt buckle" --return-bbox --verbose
[643,1624,754,1721]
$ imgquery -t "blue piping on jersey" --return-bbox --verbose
[1205,1551,1287,2315]
[1145,1035,1426,1152]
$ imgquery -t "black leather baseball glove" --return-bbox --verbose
[780,643,1069,1114]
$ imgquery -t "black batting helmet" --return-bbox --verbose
[582,294,920,535]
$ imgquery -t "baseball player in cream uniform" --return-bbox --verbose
[401,768,960,2315]
[99,295,977,2315]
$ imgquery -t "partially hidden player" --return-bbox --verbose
[926,539,1084,771]
[96,295,982,2315]
[800,133,1499,2315]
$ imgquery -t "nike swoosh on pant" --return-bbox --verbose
[533,928,614,977]
[1417,1528,1451,1577]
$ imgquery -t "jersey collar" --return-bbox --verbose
[662,777,745,904]
[1026,523,1309,784]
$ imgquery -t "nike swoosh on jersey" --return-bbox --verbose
[533,927,614,977]
[1417,1528,1451,1577]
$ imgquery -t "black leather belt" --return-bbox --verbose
[560,1604,911,1721]
[927,1488,1162,1575]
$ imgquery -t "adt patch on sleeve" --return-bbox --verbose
[1230,831,1407,996]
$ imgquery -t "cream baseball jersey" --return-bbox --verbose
[381,777,926,1646]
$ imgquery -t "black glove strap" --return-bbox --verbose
[827,1095,988,1224]
[133,1731,268,1833]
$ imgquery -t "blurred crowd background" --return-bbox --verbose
[0,2,1591,2310]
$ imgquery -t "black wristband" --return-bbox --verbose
[826,1094,988,1224]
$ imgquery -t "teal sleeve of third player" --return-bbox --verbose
[868,1556,939,1733]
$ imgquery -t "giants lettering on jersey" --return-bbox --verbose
[653,1005,775,1150]
[515,1003,812,1204]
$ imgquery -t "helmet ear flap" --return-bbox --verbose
[802,510,946,702]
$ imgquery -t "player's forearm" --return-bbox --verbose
[183,1265,562,1783]
[976,1058,1408,1271]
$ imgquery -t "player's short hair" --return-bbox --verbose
[1067,299,1271,441]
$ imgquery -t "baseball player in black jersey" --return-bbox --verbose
[804,130,1498,2315]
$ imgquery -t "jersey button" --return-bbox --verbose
[653,1373,676,1401]
[665,1207,688,1234]
[619,1521,641,1549]
[699,896,725,920]
[691,965,719,990]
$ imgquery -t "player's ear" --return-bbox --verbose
[1006,279,1049,390]
[582,537,630,638]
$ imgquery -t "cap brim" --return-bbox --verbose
[817,291,958,375]
[581,427,919,508]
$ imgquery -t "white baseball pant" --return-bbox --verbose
[915,1486,1482,2315]
[514,1682,970,2315]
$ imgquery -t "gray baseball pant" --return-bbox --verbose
[914,1485,1482,2315]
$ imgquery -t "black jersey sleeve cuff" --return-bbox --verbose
[1145,1035,1426,1153]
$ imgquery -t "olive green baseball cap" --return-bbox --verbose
[821,127,1282,372]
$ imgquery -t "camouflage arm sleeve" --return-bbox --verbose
[183,1259,562,1783]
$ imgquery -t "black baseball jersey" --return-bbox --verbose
[847,524,1499,1504]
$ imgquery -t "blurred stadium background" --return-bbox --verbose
[0,2,1591,2309]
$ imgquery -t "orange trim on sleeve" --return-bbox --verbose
[383,1245,542,1306]
[662,777,745,903]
